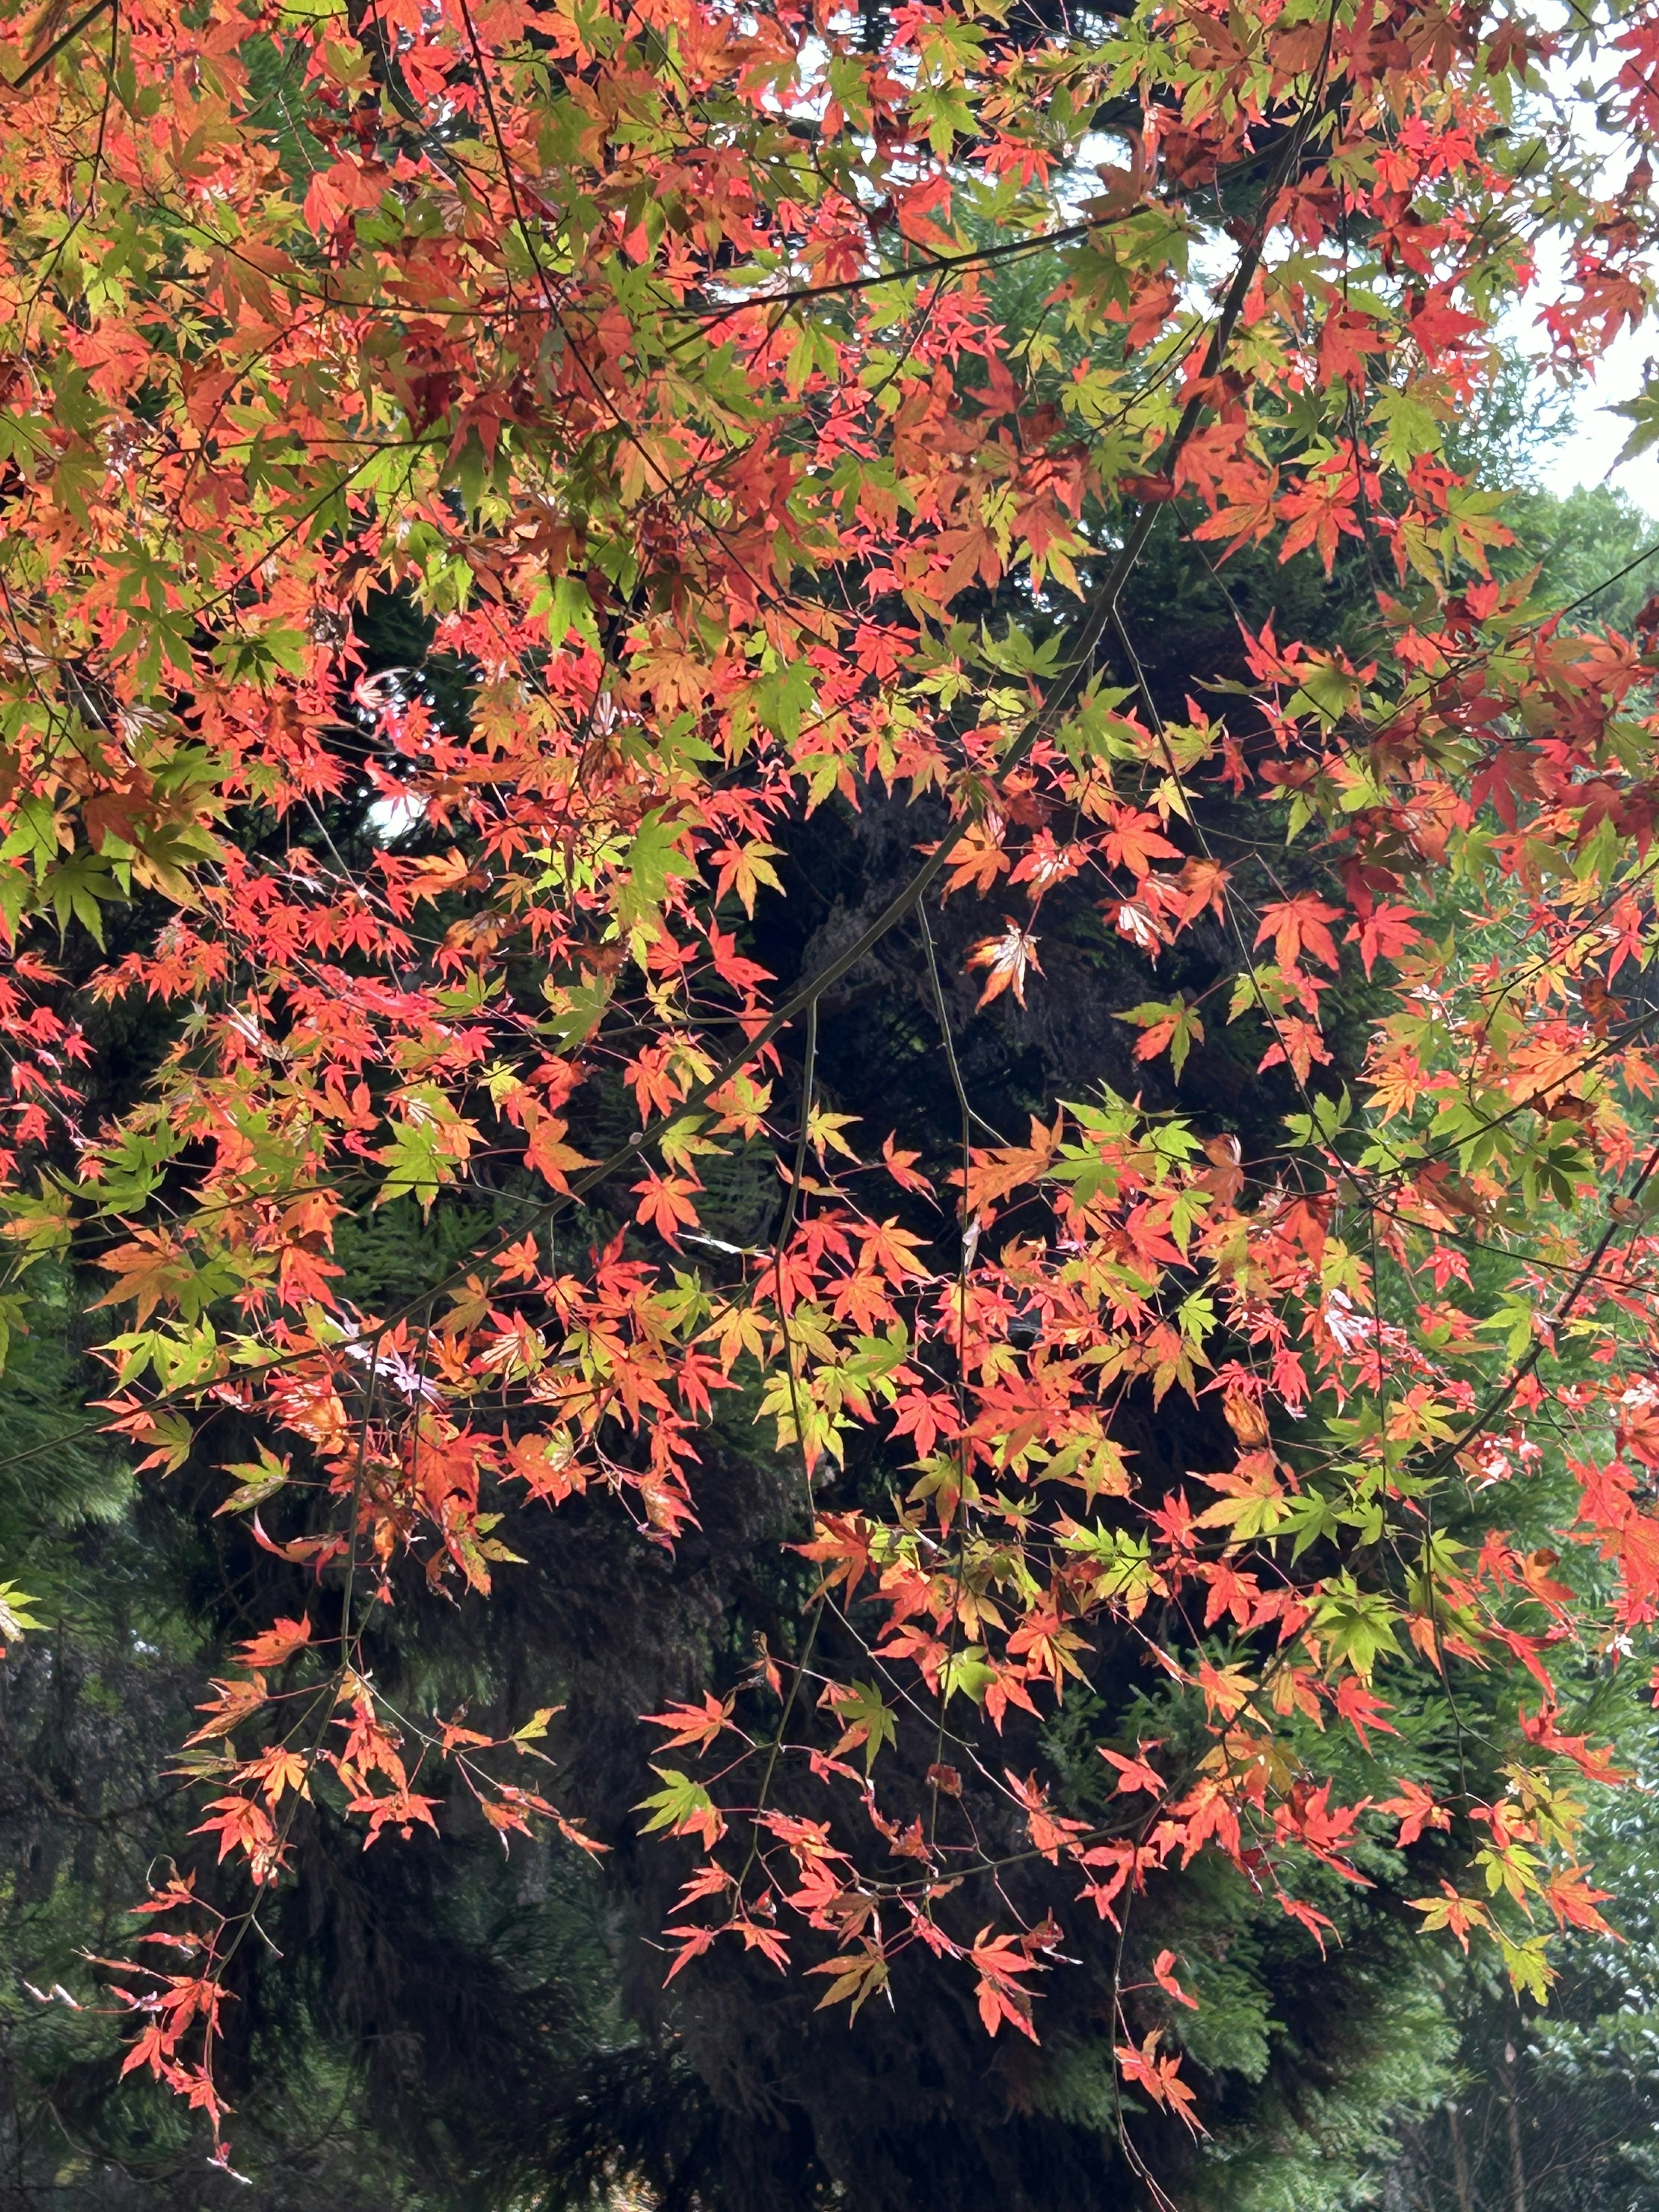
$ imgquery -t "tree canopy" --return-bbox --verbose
[4,0,1659,2201]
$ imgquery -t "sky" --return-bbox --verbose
[1071,98,1659,516]
[1524,34,1659,510]
[1532,318,1659,507]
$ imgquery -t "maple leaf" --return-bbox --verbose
[1540,1867,1615,1934]
[642,1694,737,1754]
[1277,462,1364,572]
[712,839,785,918]
[942,822,1011,897]
[121,2019,183,2084]
[1318,307,1389,389]
[1190,467,1282,555]
[1100,1745,1167,1797]
[662,1923,721,1983]
[185,1675,267,1745]
[1100,808,1182,880]
[967,1927,1044,2040]
[1409,1883,1491,1952]
[480,1798,533,1842]
[1152,1949,1198,2009]
[1380,1779,1451,1849]
[347,1788,442,1847]
[795,1514,878,1601]
[1332,1677,1399,1753]
[1118,997,1205,1079]
[807,1947,890,2020]
[232,1617,310,1671]
[0,1579,44,1652]
[1254,895,1344,973]
[807,1106,861,1163]
[1519,1701,1629,1783]
[1116,2029,1204,2131]
[1004,1769,1089,1861]
[503,1430,585,1506]
[375,1095,480,1212]
[636,1767,727,1850]
[192,1794,277,1868]
[821,1678,898,1770]
[246,1747,311,1807]
[632,1171,702,1245]
[1348,901,1422,977]
[525,1113,597,1192]
[213,1444,289,1519]
[966,922,1042,1007]
[881,1134,932,1194]
[91,1230,199,1326]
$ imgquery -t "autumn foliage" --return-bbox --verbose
[2,0,1659,2177]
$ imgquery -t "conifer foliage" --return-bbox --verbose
[1,0,1659,2183]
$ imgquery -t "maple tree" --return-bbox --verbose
[4,0,1659,2189]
